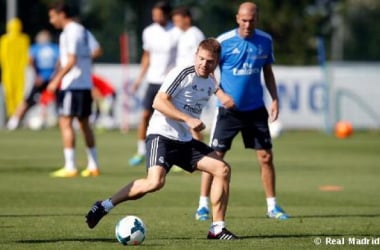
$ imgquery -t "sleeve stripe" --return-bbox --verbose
[166,66,195,95]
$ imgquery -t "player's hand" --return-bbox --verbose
[187,118,206,132]
[130,80,141,94]
[220,93,235,109]
[47,77,60,93]
[215,88,235,109]
[268,100,279,122]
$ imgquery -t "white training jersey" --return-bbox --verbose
[87,30,100,53]
[147,65,216,141]
[176,26,205,66]
[59,21,92,90]
[143,22,181,84]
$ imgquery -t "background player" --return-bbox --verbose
[128,1,181,167]
[195,2,289,221]
[7,30,59,130]
[47,2,100,178]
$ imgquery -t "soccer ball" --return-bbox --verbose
[28,116,44,130]
[115,215,146,245]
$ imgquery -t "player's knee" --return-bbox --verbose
[257,150,273,165]
[146,178,165,192]
[214,161,231,179]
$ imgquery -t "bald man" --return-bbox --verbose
[195,2,289,221]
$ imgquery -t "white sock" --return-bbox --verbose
[101,198,114,212]
[64,148,76,171]
[7,117,19,130]
[209,221,225,234]
[86,147,99,170]
[137,140,146,155]
[198,196,209,209]
[266,197,277,212]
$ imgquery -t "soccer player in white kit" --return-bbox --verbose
[47,2,100,178]
[86,38,238,240]
[172,6,206,142]
[129,1,181,166]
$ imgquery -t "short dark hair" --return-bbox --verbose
[153,1,172,18]
[172,6,192,19]
[49,1,77,18]
[198,38,221,59]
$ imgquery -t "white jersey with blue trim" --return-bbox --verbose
[147,65,216,142]
[59,21,92,90]
[217,28,275,111]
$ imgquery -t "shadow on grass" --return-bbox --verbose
[17,238,115,244]
[239,232,375,240]
[243,213,380,219]
[0,213,86,218]
[293,214,380,219]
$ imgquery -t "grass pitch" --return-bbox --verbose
[0,128,379,249]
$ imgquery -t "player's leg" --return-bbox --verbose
[129,84,160,166]
[86,165,167,229]
[72,90,100,177]
[86,134,169,229]
[7,83,45,130]
[50,90,82,177]
[195,152,238,240]
[49,114,78,177]
[196,107,237,220]
[243,107,289,219]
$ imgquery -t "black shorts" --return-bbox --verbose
[146,134,214,173]
[142,83,161,111]
[57,89,92,118]
[25,81,49,106]
[210,106,272,152]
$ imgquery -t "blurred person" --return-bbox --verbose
[128,1,181,167]
[85,38,239,240]
[172,6,205,141]
[195,2,289,221]
[6,30,59,130]
[0,18,30,118]
[47,2,100,178]
[91,74,117,130]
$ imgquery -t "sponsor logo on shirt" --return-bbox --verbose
[232,63,260,76]
[183,103,202,114]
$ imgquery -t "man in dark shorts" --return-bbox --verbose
[128,1,181,166]
[7,30,59,130]
[195,2,289,221]
[47,2,100,178]
[85,38,238,240]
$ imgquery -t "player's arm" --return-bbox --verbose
[131,51,150,93]
[263,63,279,122]
[214,87,235,109]
[153,92,205,132]
[210,73,235,109]
[47,54,76,92]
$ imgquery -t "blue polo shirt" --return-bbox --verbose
[217,28,274,111]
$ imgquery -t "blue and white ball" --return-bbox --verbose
[115,215,146,245]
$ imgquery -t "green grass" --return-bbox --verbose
[0,128,379,249]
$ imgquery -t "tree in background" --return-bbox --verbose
[0,0,379,64]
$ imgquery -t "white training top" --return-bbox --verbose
[59,21,92,90]
[87,30,100,53]
[147,65,216,141]
[176,26,205,66]
[143,22,181,84]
